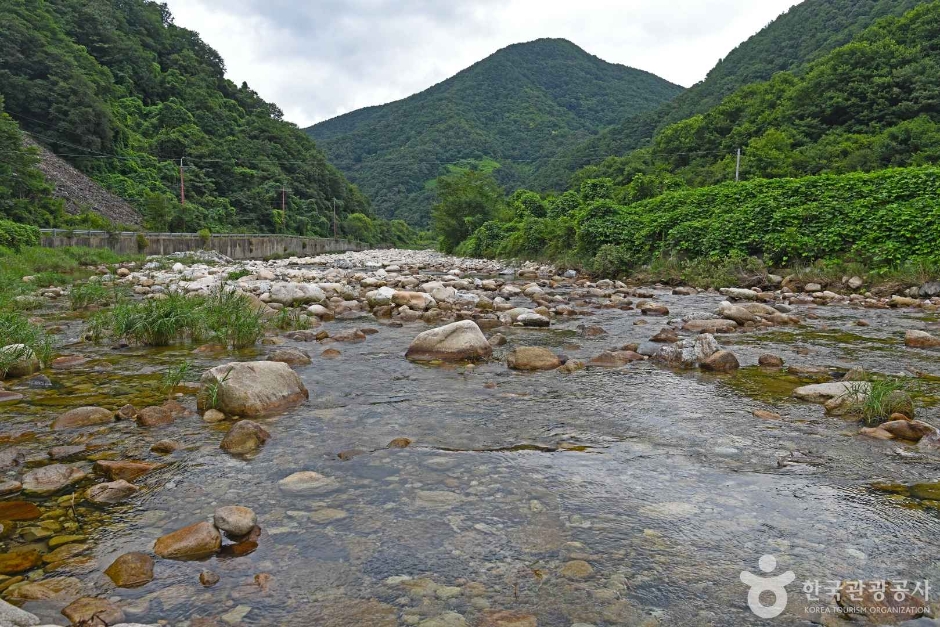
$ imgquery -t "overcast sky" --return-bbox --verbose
[162,0,801,128]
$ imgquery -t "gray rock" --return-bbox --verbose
[920,282,940,297]
[0,598,40,626]
[213,506,257,537]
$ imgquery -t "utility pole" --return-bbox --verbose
[735,148,742,182]
[332,198,337,239]
[179,157,186,205]
[281,186,287,233]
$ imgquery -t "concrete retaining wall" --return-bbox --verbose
[39,230,367,260]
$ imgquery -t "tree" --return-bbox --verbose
[432,170,503,253]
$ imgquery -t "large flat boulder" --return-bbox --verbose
[22,465,86,495]
[793,381,870,403]
[52,406,115,430]
[405,321,492,363]
[198,361,309,417]
[507,347,561,371]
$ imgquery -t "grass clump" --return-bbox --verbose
[89,288,264,349]
[272,308,310,331]
[0,311,53,376]
[69,281,124,310]
[161,359,194,395]
[225,268,252,281]
[848,378,917,427]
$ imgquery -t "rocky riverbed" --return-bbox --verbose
[3,249,940,626]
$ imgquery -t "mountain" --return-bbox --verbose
[0,0,371,236]
[527,0,925,191]
[306,39,684,226]
[454,1,940,274]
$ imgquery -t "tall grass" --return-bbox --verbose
[0,311,53,376]
[848,378,916,426]
[89,288,264,349]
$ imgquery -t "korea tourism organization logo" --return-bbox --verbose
[740,555,931,620]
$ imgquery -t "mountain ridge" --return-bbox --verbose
[306,38,684,225]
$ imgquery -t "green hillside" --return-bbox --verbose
[306,38,684,226]
[0,0,390,240]
[451,2,940,276]
[528,0,924,191]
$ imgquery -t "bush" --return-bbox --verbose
[0,220,40,251]
[136,232,149,253]
[197,228,211,247]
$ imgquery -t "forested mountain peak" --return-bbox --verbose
[306,38,684,225]
[527,0,924,191]
[0,0,405,242]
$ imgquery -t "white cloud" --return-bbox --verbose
[162,0,801,127]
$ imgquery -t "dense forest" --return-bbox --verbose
[306,39,684,226]
[446,2,940,276]
[0,0,419,245]
[527,0,924,191]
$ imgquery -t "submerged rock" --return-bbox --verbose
[22,464,86,495]
[93,460,161,482]
[507,347,561,371]
[136,406,174,427]
[85,480,139,505]
[405,321,492,363]
[198,361,309,417]
[61,597,125,626]
[277,471,339,495]
[683,319,738,334]
[220,420,270,455]
[105,552,154,588]
[52,406,115,430]
[154,521,222,560]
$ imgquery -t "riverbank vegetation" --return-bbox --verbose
[438,3,940,287]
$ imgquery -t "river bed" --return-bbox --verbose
[3,252,940,627]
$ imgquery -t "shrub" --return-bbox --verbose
[136,232,149,253]
[0,220,40,251]
[198,228,211,248]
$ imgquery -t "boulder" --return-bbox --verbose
[392,291,436,310]
[269,347,312,367]
[213,506,257,537]
[366,286,397,307]
[278,471,339,495]
[93,460,160,482]
[52,406,115,430]
[718,302,759,325]
[879,420,937,443]
[653,334,720,369]
[700,350,740,373]
[588,351,644,368]
[905,330,940,349]
[0,345,40,378]
[405,321,492,362]
[198,361,309,417]
[269,282,325,306]
[683,319,738,334]
[719,288,758,301]
[793,381,870,403]
[153,521,222,560]
[136,406,174,428]
[105,552,154,588]
[0,598,40,626]
[61,597,125,626]
[0,550,42,575]
[22,464,86,495]
[758,354,785,368]
[85,480,139,505]
[517,312,550,327]
[220,420,271,455]
[507,347,561,371]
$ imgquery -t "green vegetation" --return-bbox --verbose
[160,359,194,395]
[0,245,140,309]
[529,0,923,191]
[69,281,119,310]
[849,379,916,426]
[447,4,940,285]
[0,220,41,251]
[272,308,311,332]
[0,0,410,241]
[307,38,683,226]
[89,288,265,349]
[0,311,53,375]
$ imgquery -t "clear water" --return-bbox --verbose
[4,280,940,626]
